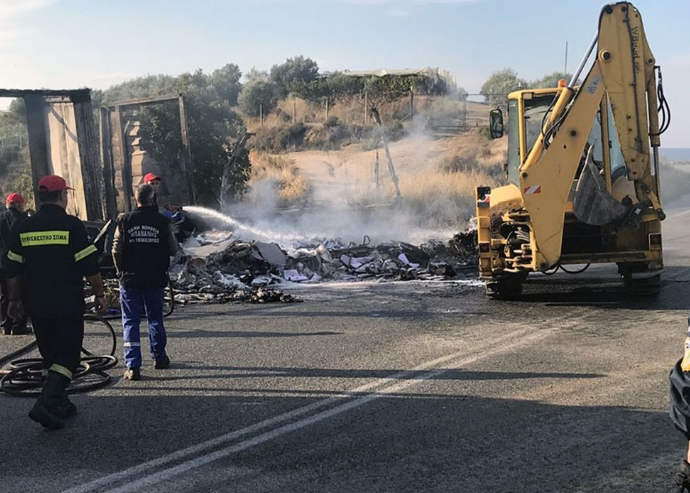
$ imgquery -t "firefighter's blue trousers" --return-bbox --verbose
[120,286,167,369]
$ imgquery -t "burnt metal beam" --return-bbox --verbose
[23,95,50,201]
[178,95,196,204]
[111,94,181,109]
[0,89,90,102]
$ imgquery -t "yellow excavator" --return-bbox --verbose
[477,1,671,299]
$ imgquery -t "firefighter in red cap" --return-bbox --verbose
[0,192,28,335]
[5,175,106,430]
[144,172,161,210]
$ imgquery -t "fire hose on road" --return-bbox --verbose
[0,314,118,397]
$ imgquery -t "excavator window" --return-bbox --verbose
[506,99,521,185]
[523,94,557,155]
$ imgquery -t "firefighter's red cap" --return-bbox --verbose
[5,193,26,205]
[38,175,74,193]
[144,172,161,183]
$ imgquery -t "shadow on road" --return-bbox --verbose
[511,264,690,311]
[170,330,342,338]
[152,365,604,383]
[0,388,681,493]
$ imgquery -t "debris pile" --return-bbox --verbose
[168,229,478,301]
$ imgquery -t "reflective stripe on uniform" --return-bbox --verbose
[123,341,141,347]
[49,363,73,380]
[74,244,97,262]
[20,230,70,247]
[7,250,24,263]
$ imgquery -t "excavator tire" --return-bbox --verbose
[485,274,526,301]
[623,273,661,297]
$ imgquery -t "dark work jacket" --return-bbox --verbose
[113,206,174,289]
[0,207,26,277]
[5,204,100,317]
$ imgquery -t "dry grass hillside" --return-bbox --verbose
[246,125,507,228]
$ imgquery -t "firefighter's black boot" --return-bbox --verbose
[676,460,690,493]
[51,394,77,419]
[28,372,70,430]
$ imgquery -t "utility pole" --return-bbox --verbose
[564,41,569,74]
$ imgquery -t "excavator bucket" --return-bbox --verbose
[573,148,628,226]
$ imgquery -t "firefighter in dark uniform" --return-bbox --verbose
[6,175,106,430]
[112,183,177,381]
[0,192,29,335]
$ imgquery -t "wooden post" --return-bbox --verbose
[364,92,369,125]
[113,105,132,212]
[72,97,105,220]
[325,99,330,121]
[293,97,297,123]
[178,95,196,204]
[99,107,118,219]
[463,97,467,130]
[409,89,414,119]
[260,104,264,127]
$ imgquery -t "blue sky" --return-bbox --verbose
[0,0,688,146]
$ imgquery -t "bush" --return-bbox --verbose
[387,121,407,142]
[303,122,359,151]
[252,123,308,153]
[4,168,35,211]
[324,116,340,128]
[238,79,280,118]
[440,155,481,174]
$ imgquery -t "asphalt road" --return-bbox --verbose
[2,209,690,492]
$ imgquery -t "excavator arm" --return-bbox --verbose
[518,1,664,270]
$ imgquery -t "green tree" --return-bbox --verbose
[363,75,415,111]
[100,74,177,105]
[0,99,29,184]
[480,68,528,107]
[531,71,574,89]
[238,79,280,118]
[270,56,319,97]
[244,68,269,84]
[0,99,28,143]
[209,63,242,105]
[293,72,364,119]
[105,68,250,206]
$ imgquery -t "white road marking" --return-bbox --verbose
[62,325,556,493]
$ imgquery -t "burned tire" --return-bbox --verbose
[485,274,526,301]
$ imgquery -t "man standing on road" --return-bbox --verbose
[0,193,29,335]
[669,325,690,491]
[5,175,106,430]
[112,183,177,381]
[144,172,161,210]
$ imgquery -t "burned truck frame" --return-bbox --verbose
[2,89,104,220]
[2,89,196,222]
